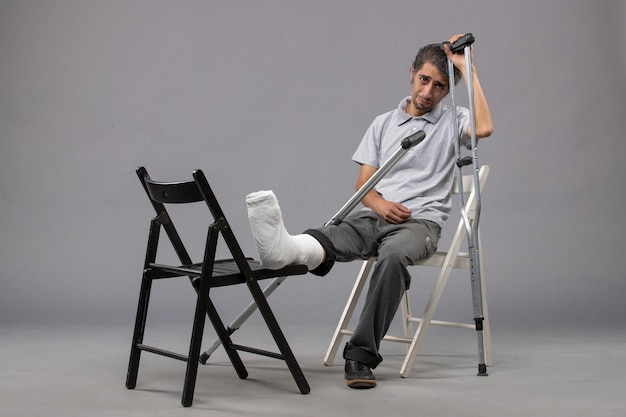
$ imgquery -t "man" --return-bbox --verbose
[246,34,494,389]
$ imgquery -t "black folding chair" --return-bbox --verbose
[126,167,310,407]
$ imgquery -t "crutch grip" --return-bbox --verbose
[441,33,475,54]
[456,156,473,167]
[401,130,426,149]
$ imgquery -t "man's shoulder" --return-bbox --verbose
[371,109,396,125]
[370,104,406,132]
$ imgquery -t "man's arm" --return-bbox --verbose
[444,34,494,139]
[356,164,411,224]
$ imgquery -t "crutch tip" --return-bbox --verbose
[477,363,489,376]
[199,352,210,364]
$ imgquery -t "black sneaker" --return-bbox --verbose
[344,359,377,389]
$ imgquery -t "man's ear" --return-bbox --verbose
[409,67,414,84]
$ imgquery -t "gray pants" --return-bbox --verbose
[306,210,441,368]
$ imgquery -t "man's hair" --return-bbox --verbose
[411,43,462,85]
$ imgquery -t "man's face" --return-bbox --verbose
[409,61,449,116]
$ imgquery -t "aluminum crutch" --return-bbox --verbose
[443,33,488,376]
[199,130,426,364]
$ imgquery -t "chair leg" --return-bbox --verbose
[323,259,374,365]
[400,256,457,378]
[182,277,212,407]
[248,281,310,394]
[400,290,413,354]
[126,276,152,389]
[204,297,248,380]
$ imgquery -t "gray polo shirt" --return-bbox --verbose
[352,96,470,227]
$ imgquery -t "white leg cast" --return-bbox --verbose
[246,190,324,270]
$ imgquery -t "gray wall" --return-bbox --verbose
[1,0,625,329]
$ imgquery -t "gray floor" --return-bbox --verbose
[1,321,624,417]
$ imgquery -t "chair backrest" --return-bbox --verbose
[136,167,250,272]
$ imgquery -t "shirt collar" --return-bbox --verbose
[397,96,444,126]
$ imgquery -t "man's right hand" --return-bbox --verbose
[372,200,411,224]
[356,164,412,224]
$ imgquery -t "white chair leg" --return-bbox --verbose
[323,259,375,365]
[400,220,467,378]
[399,256,457,378]
[400,290,413,353]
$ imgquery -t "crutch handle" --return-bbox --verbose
[401,130,426,149]
[441,33,475,54]
[456,156,473,167]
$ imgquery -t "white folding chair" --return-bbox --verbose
[323,164,493,378]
